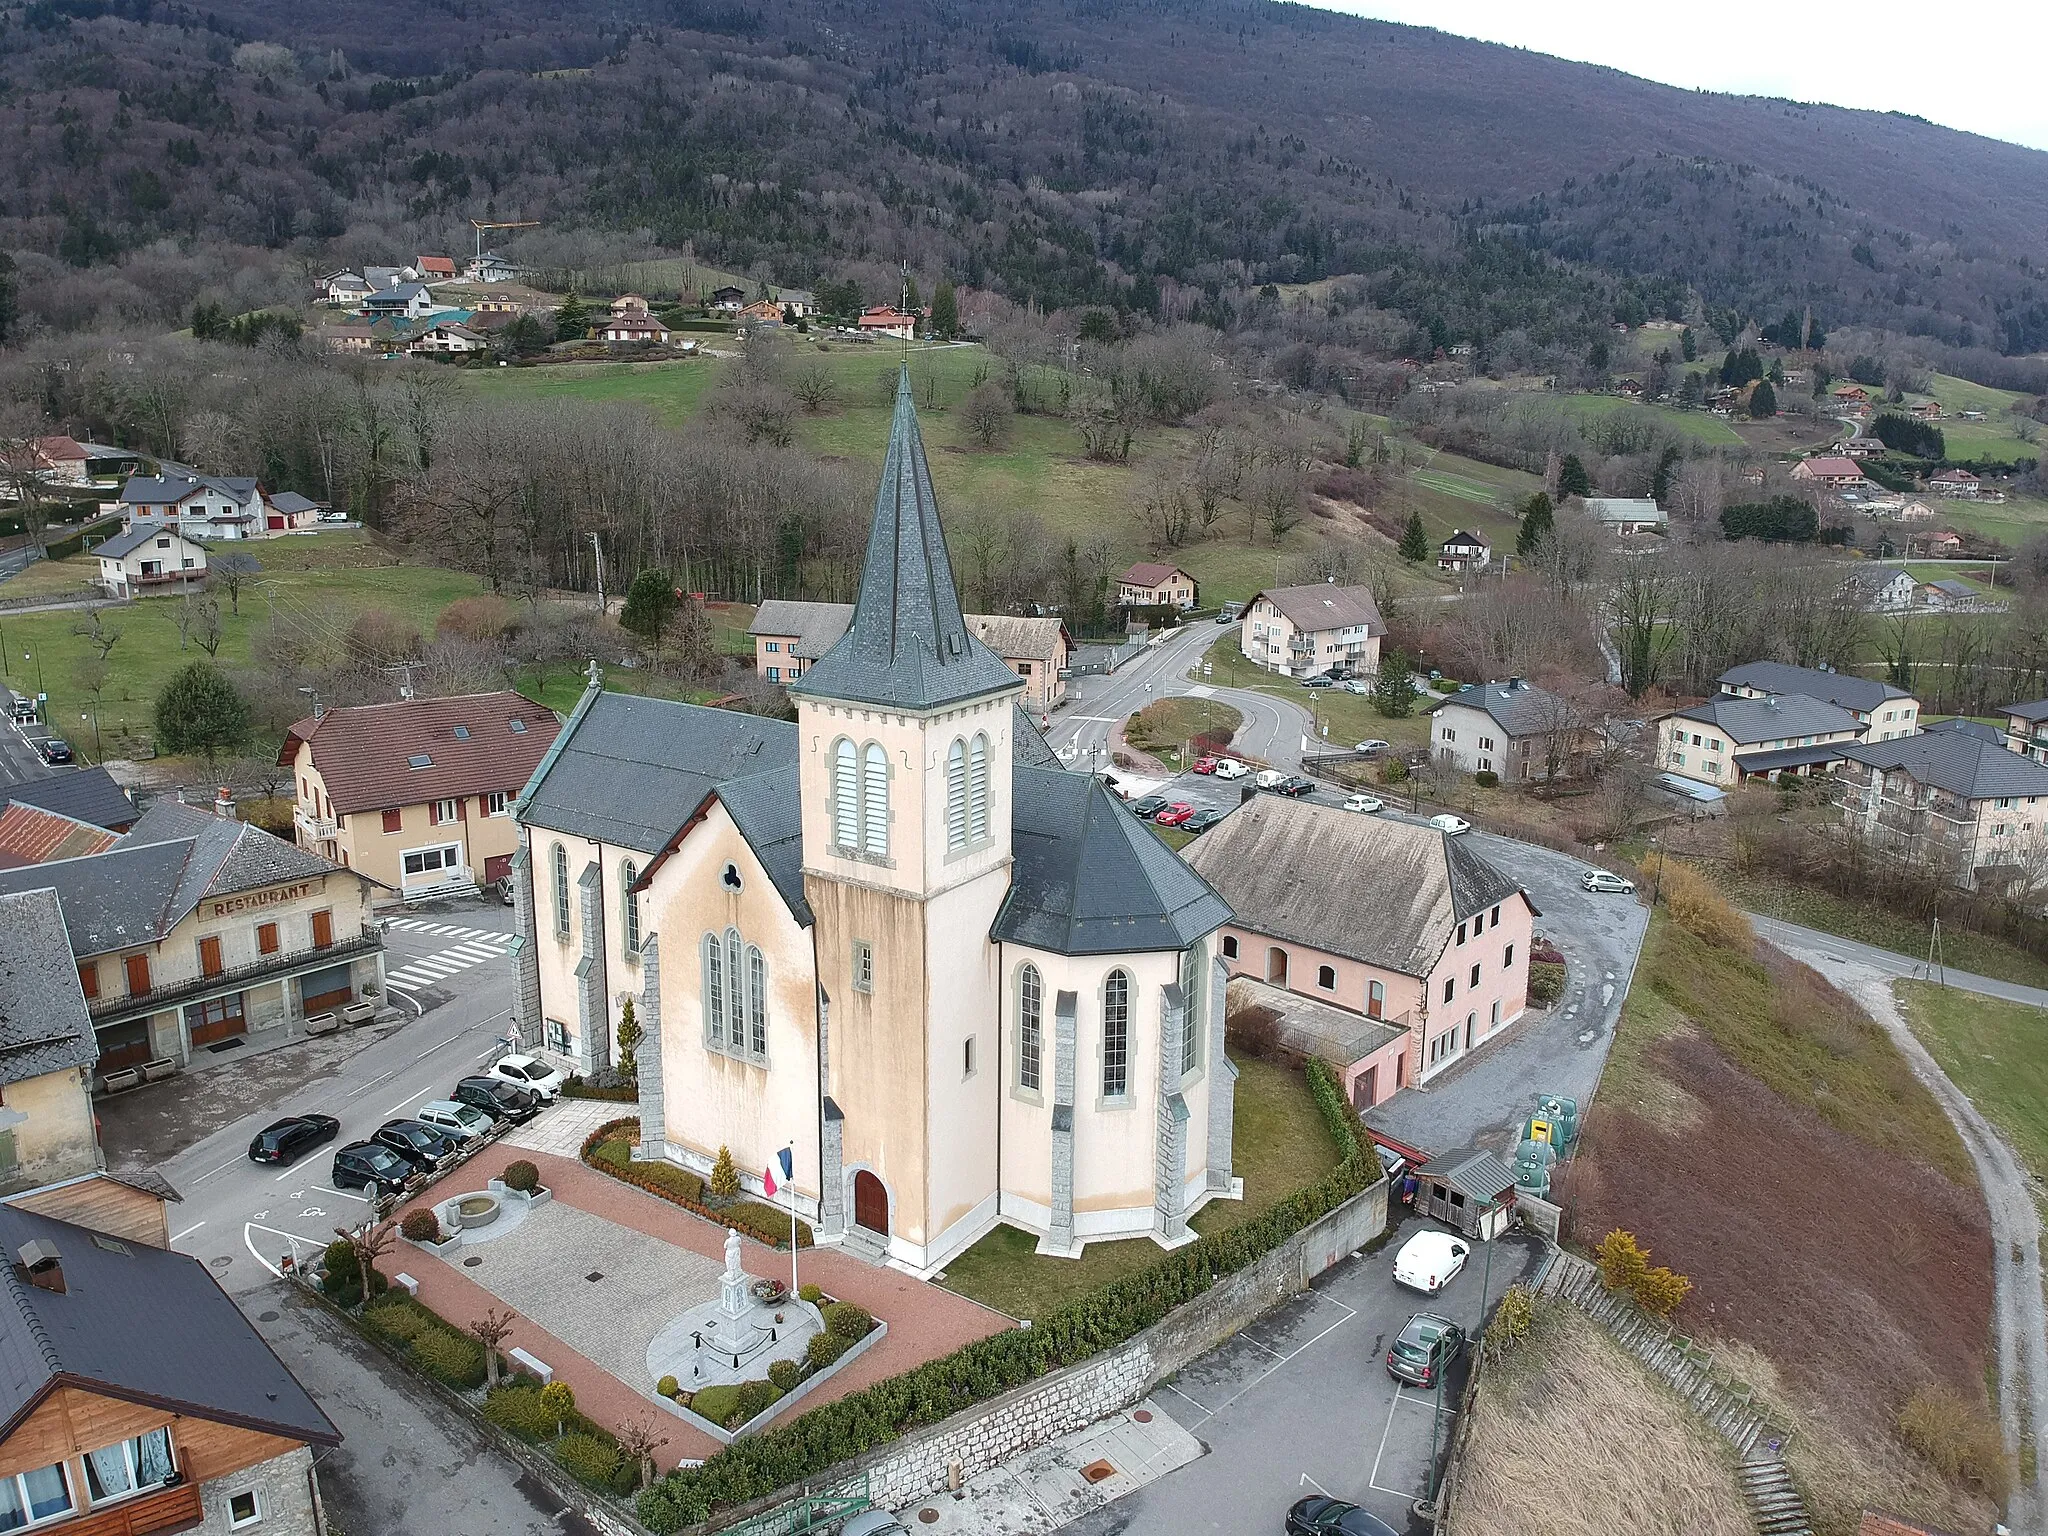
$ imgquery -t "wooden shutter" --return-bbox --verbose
[257,922,279,955]
[77,961,98,999]
[311,910,334,949]
[124,953,152,996]
[198,935,223,977]
[382,809,402,833]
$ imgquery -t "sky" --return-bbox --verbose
[1303,2,2048,153]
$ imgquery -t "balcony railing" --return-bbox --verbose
[89,925,382,1021]
[294,805,338,840]
[60,1480,202,1536]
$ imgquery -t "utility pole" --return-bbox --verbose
[588,532,606,615]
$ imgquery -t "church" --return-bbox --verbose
[510,371,1239,1276]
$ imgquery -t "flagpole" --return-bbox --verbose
[786,1143,798,1300]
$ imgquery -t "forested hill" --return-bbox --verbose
[6,0,2048,353]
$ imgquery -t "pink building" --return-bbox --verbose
[1184,797,1538,1108]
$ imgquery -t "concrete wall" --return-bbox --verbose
[0,1068,97,1194]
[195,1445,319,1536]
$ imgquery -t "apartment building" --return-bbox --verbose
[1237,583,1384,679]
[1837,731,2048,892]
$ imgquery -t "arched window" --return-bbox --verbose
[1179,943,1204,1077]
[1368,979,1385,1019]
[620,860,641,957]
[551,843,570,939]
[861,742,889,857]
[968,733,990,841]
[747,945,767,1056]
[725,929,745,1045]
[1222,934,1239,960]
[1017,963,1043,1092]
[1317,964,1336,990]
[946,739,968,851]
[1102,969,1130,1099]
[703,933,726,1046]
[831,738,859,850]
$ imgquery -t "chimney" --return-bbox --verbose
[1508,676,1525,692]
[312,701,326,720]
[215,786,237,819]
[1764,694,1780,710]
[18,1239,64,1294]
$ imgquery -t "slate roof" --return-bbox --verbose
[1011,706,1059,767]
[1248,583,1383,635]
[789,370,1019,712]
[715,766,810,925]
[0,803,117,870]
[1414,1146,1516,1202]
[94,523,205,561]
[1925,717,2003,743]
[1670,693,1861,745]
[268,491,321,515]
[1718,661,1908,715]
[1841,733,2048,801]
[364,283,429,307]
[1733,743,1852,773]
[0,1202,340,1446]
[280,692,561,817]
[750,599,854,660]
[994,767,1231,955]
[1441,530,1488,549]
[2006,698,2048,724]
[1182,797,1528,978]
[1440,680,1567,739]
[118,474,256,507]
[0,891,96,1087]
[0,767,138,830]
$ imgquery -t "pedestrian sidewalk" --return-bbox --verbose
[894,1400,1201,1536]
[503,1097,629,1158]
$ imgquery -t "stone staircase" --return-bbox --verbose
[831,1226,890,1266]
[1533,1249,1812,1536]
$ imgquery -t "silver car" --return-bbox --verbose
[1582,870,1636,894]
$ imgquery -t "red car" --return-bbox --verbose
[1190,757,1219,775]
[1154,802,1195,827]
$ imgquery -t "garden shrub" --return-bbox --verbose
[1483,1284,1535,1359]
[689,1384,741,1426]
[735,1380,777,1420]
[483,1384,556,1442]
[1527,961,1568,1008]
[363,1297,428,1346]
[1474,770,1498,789]
[411,1329,487,1390]
[805,1331,850,1370]
[798,1284,823,1305]
[709,1145,741,1201]
[581,1125,806,1246]
[502,1160,541,1193]
[657,1374,680,1398]
[822,1302,872,1341]
[553,1432,625,1491]
[322,1238,358,1282]
[400,1209,442,1244]
[540,1381,576,1425]
[767,1359,801,1393]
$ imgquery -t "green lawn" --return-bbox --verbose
[1896,982,2048,1181]
[461,358,722,427]
[1195,632,1436,757]
[1924,373,2029,419]
[1126,695,1243,770]
[935,1053,1341,1319]
[1555,391,1746,447]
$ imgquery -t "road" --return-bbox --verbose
[1749,913,2048,1010]
[0,684,64,787]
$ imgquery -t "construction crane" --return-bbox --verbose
[470,218,540,261]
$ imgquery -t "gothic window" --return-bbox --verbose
[861,742,889,857]
[748,946,767,1056]
[1179,943,1204,1077]
[1017,963,1043,1093]
[968,732,990,841]
[725,929,745,1044]
[946,739,968,851]
[703,933,725,1047]
[551,843,570,939]
[620,860,641,957]
[831,738,859,850]
[1102,969,1131,1099]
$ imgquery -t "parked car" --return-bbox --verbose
[1154,802,1195,827]
[1392,1230,1470,1295]
[1300,674,1336,689]
[487,1052,565,1102]
[414,1100,496,1144]
[1428,813,1471,836]
[1285,1498,1400,1536]
[455,1076,540,1123]
[1279,776,1316,797]
[1342,793,1384,814]
[1184,808,1227,833]
[36,738,72,765]
[1582,870,1637,894]
[1214,610,1236,625]
[1190,757,1219,775]
[1354,739,1390,755]
[374,1119,460,1172]
[1385,1312,1466,1388]
[1339,680,1372,695]
[317,510,350,523]
[331,1140,418,1197]
[9,697,36,724]
[1211,759,1250,781]
[1129,794,1171,820]
[247,1114,340,1166]
[1254,769,1287,791]
[839,1513,912,1536]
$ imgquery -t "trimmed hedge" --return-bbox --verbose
[822,1302,872,1341]
[636,1062,1378,1532]
[563,1075,639,1102]
[363,1295,487,1390]
[553,1431,626,1492]
[483,1383,557,1442]
[401,1208,442,1243]
[582,1121,812,1249]
[502,1160,541,1193]
[804,1331,850,1371]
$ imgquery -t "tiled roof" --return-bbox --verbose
[1718,661,1908,714]
[118,474,256,507]
[281,692,561,817]
[1121,562,1191,587]
[1795,456,1863,477]
[1249,583,1383,635]
[1842,732,2048,801]
[750,599,854,660]
[1441,530,1487,548]
[267,491,320,515]
[2006,698,2048,723]
[0,768,138,830]
[0,1203,339,1446]
[1414,1146,1516,1201]
[0,890,96,1087]
[1924,717,2001,742]
[1671,693,1861,745]
[0,803,118,869]
[968,614,1067,665]
[1440,680,1568,739]
[1183,797,1527,978]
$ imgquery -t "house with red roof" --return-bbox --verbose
[415,254,458,280]
[1789,455,1868,490]
[857,306,918,339]
[1117,562,1200,609]
[1930,468,1981,497]
[28,436,90,485]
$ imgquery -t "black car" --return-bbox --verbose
[1183,808,1227,834]
[454,1076,540,1124]
[1300,674,1336,689]
[247,1113,340,1166]
[1385,1312,1466,1388]
[1128,794,1170,819]
[332,1140,417,1197]
[36,738,73,765]
[1279,776,1316,797]
[1285,1498,1399,1536]
[374,1118,459,1172]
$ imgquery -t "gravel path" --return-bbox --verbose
[1786,946,2048,1533]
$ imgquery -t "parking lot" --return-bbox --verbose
[1064,1217,1545,1536]
[0,683,77,786]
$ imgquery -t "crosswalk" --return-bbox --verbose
[381,918,514,993]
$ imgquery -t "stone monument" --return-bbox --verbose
[708,1227,756,1357]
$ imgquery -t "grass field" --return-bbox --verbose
[1556,391,1746,447]
[1897,982,2048,1181]
[935,1053,1338,1319]
[1196,631,1436,756]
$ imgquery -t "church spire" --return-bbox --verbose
[790,366,1018,712]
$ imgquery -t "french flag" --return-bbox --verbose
[763,1146,793,1197]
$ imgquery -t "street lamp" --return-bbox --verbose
[26,651,43,699]
[80,709,100,762]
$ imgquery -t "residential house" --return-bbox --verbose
[0,801,384,1075]
[1898,500,1938,521]
[472,293,523,315]
[1910,399,1944,420]
[1658,693,1865,786]
[322,324,377,355]
[279,692,562,901]
[1223,975,1408,1113]
[857,306,918,339]
[1837,731,2048,892]
[467,251,519,283]
[362,265,416,293]
[93,524,207,598]
[2002,699,2048,764]
[738,300,785,328]
[362,283,434,321]
[609,294,650,317]
[1789,456,1868,490]
[0,1198,341,1535]
[320,271,372,307]
[1718,661,1920,738]
[1238,583,1384,679]
[749,600,1071,709]
[1431,678,1598,783]
[1436,531,1491,573]
[415,254,457,281]
[0,805,117,871]
[27,437,90,486]
[1832,438,1883,460]
[118,473,265,540]
[1923,530,1964,554]
[0,770,138,833]
[1185,797,1537,1102]
[708,286,747,312]
[262,491,322,534]
[1831,384,1871,403]
[407,320,486,355]
[1921,577,1982,610]
[512,374,1237,1271]
[1842,565,1919,613]
[774,288,817,318]
[1931,469,1982,498]
[1116,562,1199,610]
[601,312,671,345]
[1582,497,1669,533]
[0,890,100,1195]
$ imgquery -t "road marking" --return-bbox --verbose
[1368,1385,1406,1494]
[318,1185,370,1203]
[1158,1380,1208,1418]
[345,1069,397,1098]
[448,943,506,961]
[170,1220,206,1243]
[274,1164,305,1182]
[189,1156,245,1185]
[382,1086,435,1117]
[1298,1473,1332,1497]
[413,1031,464,1062]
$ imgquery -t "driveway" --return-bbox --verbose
[1749,914,2048,1010]
[1061,1218,1544,1536]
